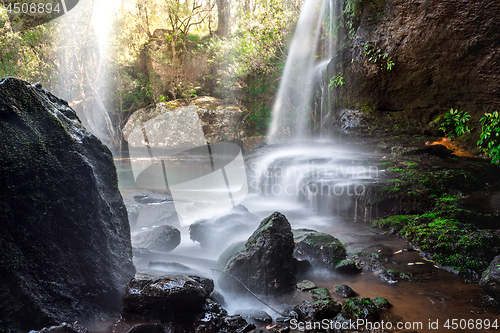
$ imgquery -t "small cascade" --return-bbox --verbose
[268,0,341,142]
[247,143,379,219]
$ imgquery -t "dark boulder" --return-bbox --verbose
[122,272,214,322]
[0,78,135,332]
[132,225,181,252]
[234,309,273,325]
[342,298,379,321]
[334,285,356,298]
[189,205,260,249]
[292,229,347,270]
[293,288,341,321]
[335,259,362,273]
[480,255,500,301]
[219,212,296,295]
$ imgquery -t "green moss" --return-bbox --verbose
[310,287,332,301]
[342,298,378,320]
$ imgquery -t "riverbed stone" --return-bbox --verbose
[219,212,296,295]
[234,309,273,325]
[334,285,356,298]
[480,255,500,301]
[0,78,135,332]
[294,288,341,321]
[292,229,347,270]
[335,259,362,273]
[122,272,214,322]
[342,298,379,321]
[190,205,260,249]
[132,225,181,252]
[297,280,317,291]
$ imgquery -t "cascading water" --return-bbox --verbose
[268,0,341,142]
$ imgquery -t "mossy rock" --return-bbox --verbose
[310,287,332,301]
[335,259,362,273]
[480,255,500,301]
[371,297,391,310]
[293,229,347,269]
[342,298,379,321]
[216,241,246,269]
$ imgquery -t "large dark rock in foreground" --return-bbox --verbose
[480,255,500,302]
[0,78,135,331]
[219,212,296,295]
[122,272,214,322]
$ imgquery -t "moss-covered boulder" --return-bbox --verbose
[480,255,500,301]
[0,78,135,331]
[293,229,347,270]
[294,288,341,321]
[342,298,379,321]
[219,212,296,295]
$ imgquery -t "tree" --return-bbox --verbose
[216,0,230,36]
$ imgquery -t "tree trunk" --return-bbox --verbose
[216,0,230,37]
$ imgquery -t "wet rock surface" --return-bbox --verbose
[234,309,273,325]
[190,205,260,249]
[293,287,341,321]
[480,255,500,302]
[122,272,214,322]
[0,78,135,332]
[219,212,296,295]
[334,285,357,298]
[342,297,379,321]
[132,225,181,252]
[292,229,347,270]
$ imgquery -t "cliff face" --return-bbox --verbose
[339,0,500,126]
[0,78,135,332]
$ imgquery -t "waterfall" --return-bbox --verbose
[268,0,340,142]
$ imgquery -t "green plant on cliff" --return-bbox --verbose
[363,43,394,70]
[329,72,345,89]
[439,108,471,138]
[477,111,500,164]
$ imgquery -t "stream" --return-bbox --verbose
[107,140,499,333]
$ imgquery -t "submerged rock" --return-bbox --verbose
[219,212,296,295]
[132,225,181,252]
[190,205,260,249]
[122,272,214,322]
[292,229,347,270]
[480,255,500,301]
[0,78,135,332]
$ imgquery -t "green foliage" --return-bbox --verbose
[364,43,394,70]
[343,0,363,39]
[439,108,471,138]
[329,72,345,89]
[477,111,500,164]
